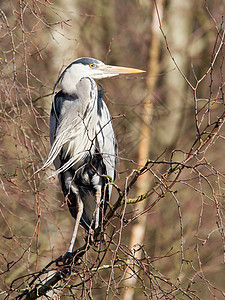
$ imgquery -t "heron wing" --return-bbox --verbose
[45,83,98,174]
[96,86,118,187]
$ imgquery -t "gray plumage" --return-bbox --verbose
[43,57,144,253]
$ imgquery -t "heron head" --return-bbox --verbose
[59,57,145,94]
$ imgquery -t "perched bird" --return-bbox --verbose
[43,57,144,253]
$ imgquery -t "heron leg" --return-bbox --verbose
[68,196,83,253]
[63,171,84,253]
[95,186,101,229]
[91,174,102,230]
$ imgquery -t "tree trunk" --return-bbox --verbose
[123,1,164,299]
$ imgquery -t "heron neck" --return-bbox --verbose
[61,68,82,95]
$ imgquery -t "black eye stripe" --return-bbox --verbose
[72,58,99,66]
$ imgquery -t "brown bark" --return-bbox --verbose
[123,1,164,299]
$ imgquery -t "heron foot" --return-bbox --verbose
[56,251,74,266]
[92,230,106,246]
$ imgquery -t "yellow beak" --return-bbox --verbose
[100,65,145,75]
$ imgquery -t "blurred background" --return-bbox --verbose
[0,0,224,299]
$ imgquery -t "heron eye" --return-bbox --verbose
[89,63,95,68]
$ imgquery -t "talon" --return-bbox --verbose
[63,252,74,265]
[93,230,106,245]
[56,252,74,266]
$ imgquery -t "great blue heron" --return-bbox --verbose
[43,57,144,253]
